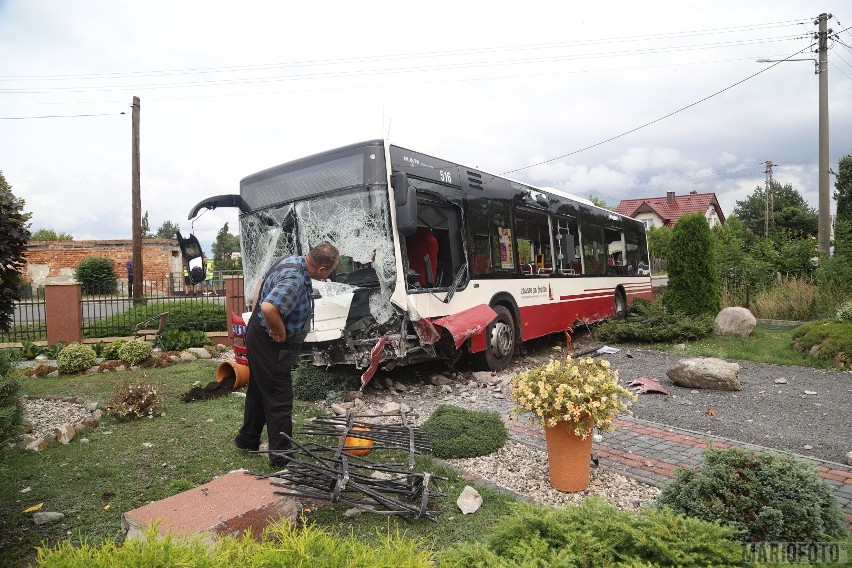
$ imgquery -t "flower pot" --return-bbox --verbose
[543,421,594,492]
[216,360,250,389]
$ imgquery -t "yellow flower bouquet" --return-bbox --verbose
[510,356,637,439]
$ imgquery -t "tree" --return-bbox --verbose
[0,171,32,331]
[154,220,180,239]
[733,181,817,238]
[212,222,242,271]
[30,228,73,241]
[663,214,720,317]
[141,211,153,238]
[588,196,611,210]
[833,154,852,259]
[646,225,672,260]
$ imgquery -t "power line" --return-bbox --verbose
[502,44,817,175]
[0,111,123,120]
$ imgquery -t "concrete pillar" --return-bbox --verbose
[45,283,83,345]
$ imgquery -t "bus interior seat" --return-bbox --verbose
[406,226,439,287]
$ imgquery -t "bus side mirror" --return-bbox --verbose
[392,172,417,236]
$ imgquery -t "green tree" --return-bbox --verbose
[588,195,610,210]
[646,225,672,260]
[833,154,852,259]
[733,181,817,238]
[212,222,241,270]
[663,214,720,316]
[141,211,153,238]
[0,171,32,331]
[154,220,180,239]
[30,228,73,241]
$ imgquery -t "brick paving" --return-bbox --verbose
[506,415,852,527]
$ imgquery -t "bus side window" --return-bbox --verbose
[515,207,551,277]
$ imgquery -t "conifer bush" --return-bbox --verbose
[56,342,97,374]
[596,298,714,343]
[0,351,22,445]
[118,340,153,366]
[420,405,507,458]
[657,446,848,543]
[663,214,720,317]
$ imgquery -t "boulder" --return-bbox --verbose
[714,307,756,337]
[666,357,742,391]
[456,485,483,515]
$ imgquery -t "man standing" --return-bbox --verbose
[125,258,133,298]
[235,242,339,469]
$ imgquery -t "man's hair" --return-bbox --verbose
[308,242,340,267]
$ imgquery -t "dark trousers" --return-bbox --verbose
[237,314,302,464]
[128,280,133,298]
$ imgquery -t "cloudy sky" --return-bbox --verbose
[2,1,851,254]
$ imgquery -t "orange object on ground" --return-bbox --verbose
[341,425,374,456]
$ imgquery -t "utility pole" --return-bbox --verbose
[816,13,831,254]
[131,96,143,304]
[764,160,774,236]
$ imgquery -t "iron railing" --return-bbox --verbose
[1,284,47,343]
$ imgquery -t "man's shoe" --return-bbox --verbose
[234,436,259,452]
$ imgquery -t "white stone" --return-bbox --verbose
[803,391,817,395]
[847,451,852,466]
[54,424,75,445]
[774,378,788,384]
[381,401,401,413]
[187,347,212,359]
[714,307,757,337]
[33,511,64,525]
[456,485,483,515]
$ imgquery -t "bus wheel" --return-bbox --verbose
[476,305,515,372]
[614,289,628,319]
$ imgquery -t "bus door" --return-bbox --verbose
[404,198,464,291]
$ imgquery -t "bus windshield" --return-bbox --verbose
[239,185,397,308]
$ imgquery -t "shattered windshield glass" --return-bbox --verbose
[239,186,397,321]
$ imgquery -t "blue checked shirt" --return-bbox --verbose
[257,255,314,337]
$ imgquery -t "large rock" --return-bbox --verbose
[667,357,742,391]
[714,307,757,337]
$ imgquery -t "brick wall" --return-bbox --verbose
[23,239,183,286]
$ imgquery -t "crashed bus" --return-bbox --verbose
[186,140,652,384]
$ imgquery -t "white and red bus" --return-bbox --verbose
[188,140,652,383]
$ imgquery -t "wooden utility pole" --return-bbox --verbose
[816,13,831,254]
[131,96,143,303]
[764,160,773,236]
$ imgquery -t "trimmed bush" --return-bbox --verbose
[657,446,848,543]
[663,214,720,317]
[118,340,153,366]
[56,342,97,374]
[293,364,360,401]
[75,256,118,295]
[102,340,127,361]
[596,298,714,344]
[420,405,507,458]
[441,498,742,567]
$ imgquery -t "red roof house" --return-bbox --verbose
[615,191,725,229]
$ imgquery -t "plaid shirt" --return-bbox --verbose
[257,255,314,337]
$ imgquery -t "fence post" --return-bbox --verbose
[45,283,83,346]
[224,275,246,340]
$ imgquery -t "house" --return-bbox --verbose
[615,191,725,230]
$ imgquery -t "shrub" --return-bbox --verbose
[814,256,852,317]
[56,342,97,374]
[664,214,720,317]
[0,349,12,377]
[420,405,507,458]
[657,446,848,543]
[293,364,360,401]
[751,274,818,320]
[160,329,212,351]
[102,340,127,361]
[791,319,852,369]
[596,298,714,344]
[0,377,22,445]
[44,341,66,359]
[118,340,153,366]
[75,256,118,295]
[836,299,852,322]
[108,382,163,421]
[441,498,742,567]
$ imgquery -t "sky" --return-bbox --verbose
[2,1,852,255]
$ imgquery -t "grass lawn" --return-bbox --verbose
[0,362,516,567]
[635,324,832,368]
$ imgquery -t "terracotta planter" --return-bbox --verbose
[216,360,250,389]
[543,421,594,492]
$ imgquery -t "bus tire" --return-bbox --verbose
[475,305,516,372]
[614,289,628,319]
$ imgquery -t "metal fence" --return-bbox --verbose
[1,285,47,343]
[1,273,234,345]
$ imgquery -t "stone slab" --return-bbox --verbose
[122,469,298,542]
